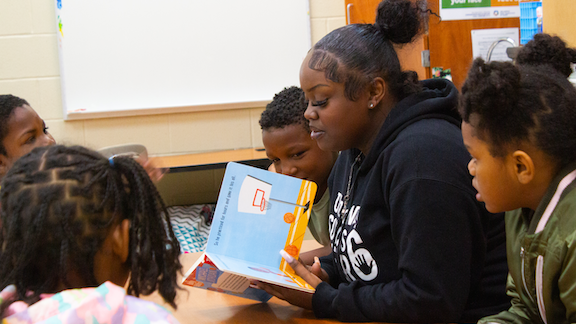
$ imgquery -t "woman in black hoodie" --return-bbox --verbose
[256,0,509,322]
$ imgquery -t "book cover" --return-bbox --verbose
[182,162,317,301]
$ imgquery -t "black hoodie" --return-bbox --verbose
[311,79,509,323]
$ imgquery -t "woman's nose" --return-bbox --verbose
[304,105,318,121]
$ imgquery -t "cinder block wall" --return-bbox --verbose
[542,0,576,48]
[0,0,345,156]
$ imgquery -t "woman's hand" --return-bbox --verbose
[255,281,315,309]
[254,250,328,309]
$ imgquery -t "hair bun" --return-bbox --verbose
[568,47,576,66]
[374,0,424,45]
[516,33,576,78]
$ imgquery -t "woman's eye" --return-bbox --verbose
[311,99,328,107]
[43,126,49,134]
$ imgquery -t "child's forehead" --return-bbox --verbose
[462,121,490,149]
[1,105,36,143]
[463,115,490,140]
[7,105,40,127]
[263,124,312,151]
[266,124,310,139]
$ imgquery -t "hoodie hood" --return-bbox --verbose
[361,78,460,168]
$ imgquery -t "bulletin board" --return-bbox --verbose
[54,0,311,120]
[439,0,519,21]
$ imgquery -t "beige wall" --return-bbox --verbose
[542,0,576,47]
[0,0,345,156]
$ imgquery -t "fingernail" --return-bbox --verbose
[3,285,15,293]
[1,284,16,297]
[314,256,320,265]
[280,249,295,263]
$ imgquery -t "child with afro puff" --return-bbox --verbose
[460,34,576,323]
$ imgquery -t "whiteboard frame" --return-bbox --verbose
[54,0,311,120]
[63,100,271,120]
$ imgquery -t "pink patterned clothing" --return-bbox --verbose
[2,282,179,324]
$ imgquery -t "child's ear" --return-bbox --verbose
[511,150,534,185]
[111,219,131,262]
[368,77,386,109]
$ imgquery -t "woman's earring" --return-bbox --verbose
[369,103,374,108]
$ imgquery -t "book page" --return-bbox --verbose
[182,254,272,302]
[208,253,314,292]
[206,162,316,268]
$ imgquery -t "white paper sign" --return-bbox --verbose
[471,28,519,62]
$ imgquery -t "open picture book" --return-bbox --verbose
[182,162,317,302]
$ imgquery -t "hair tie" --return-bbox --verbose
[109,156,115,167]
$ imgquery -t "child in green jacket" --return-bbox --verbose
[459,34,576,323]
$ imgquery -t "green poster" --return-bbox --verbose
[442,0,491,9]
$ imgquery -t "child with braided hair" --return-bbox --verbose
[460,35,576,323]
[0,144,182,323]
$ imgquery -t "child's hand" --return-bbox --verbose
[136,156,167,182]
[309,256,329,283]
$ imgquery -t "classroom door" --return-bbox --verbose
[344,0,520,88]
[345,0,430,81]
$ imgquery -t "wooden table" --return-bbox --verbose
[150,148,271,206]
[145,151,393,323]
[141,241,379,324]
[151,148,270,172]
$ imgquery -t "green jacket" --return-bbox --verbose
[479,164,576,324]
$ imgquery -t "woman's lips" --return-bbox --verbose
[309,125,325,140]
[310,130,325,140]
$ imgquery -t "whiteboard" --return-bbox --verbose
[54,0,311,119]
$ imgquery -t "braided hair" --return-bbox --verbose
[259,86,308,131]
[308,0,426,102]
[0,145,182,309]
[0,95,29,156]
[459,58,576,170]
